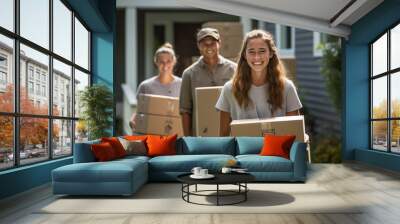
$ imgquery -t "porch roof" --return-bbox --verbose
[176,0,384,38]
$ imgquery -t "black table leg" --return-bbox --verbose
[217,184,219,206]
[188,184,190,202]
[179,181,252,206]
[245,183,247,201]
[181,183,183,199]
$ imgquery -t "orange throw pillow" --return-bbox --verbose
[123,135,148,141]
[146,134,177,157]
[91,142,117,161]
[260,135,296,159]
[101,137,127,158]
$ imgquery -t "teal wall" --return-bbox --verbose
[0,0,116,200]
[344,0,400,171]
[0,158,72,199]
[91,0,116,136]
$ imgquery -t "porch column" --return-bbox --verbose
[121,7,138,134]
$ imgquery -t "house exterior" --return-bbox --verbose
[117,1,341,139]
[261,22,341,136]
[118,0,400,172]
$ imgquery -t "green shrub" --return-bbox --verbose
[311,134,341,163]
[320,39,342,113]
[79,84,113,140]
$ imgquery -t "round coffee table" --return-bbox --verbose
[177,172,255,206]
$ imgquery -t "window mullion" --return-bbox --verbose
[49,0,53,160]
[13,0,20,167]
[71,11,76,154]
[370,45,373,149]
[387,29,391,152]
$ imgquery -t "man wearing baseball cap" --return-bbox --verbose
[179,27,237,136]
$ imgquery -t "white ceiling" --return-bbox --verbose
[176,0,384,38]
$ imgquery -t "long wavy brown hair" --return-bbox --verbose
[232,30,286,115]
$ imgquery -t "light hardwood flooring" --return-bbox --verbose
[1,163,400,224]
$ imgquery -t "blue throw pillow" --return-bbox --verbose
[236,137,263,155]
[181,137,235,155]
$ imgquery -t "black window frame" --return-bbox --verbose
[0,0,92,171]
[369,20,400,154]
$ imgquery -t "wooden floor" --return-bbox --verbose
[1,163,400,224]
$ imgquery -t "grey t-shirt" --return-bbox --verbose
[136,75,182,100]
[179,55,236,134]
[215,79,302,120]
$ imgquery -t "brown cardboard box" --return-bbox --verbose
[230,115,306,142]
[137,94,180,117]
[135,113,183,136]
[220,35,243,58]
[195,86,223,136]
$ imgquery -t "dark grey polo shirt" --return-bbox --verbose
[179,55,236,135]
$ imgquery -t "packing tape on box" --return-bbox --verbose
[261,122,276,135]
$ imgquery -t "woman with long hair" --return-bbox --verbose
[215,30,302,136]
[129,43,182,130]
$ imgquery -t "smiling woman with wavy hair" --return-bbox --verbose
[233,30,285,112]
[215,30,303,136]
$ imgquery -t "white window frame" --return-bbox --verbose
[0,71,7,86]
[275,24,295,58]
[313,32,328,57]
[28,81,34,93]
[0,53,7,68]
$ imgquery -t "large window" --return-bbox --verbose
[370,23,400,153]
[0,0,91,170]
[275,24,294,58]
[313,32,329,57]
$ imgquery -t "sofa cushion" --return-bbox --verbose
[180,137,235,155]
[260,135,296,159]
[53,159,147,183]
[91,142,118,161]
[116,155,150,163]
[235,137,263,155]
[236,155,293,172]
[74,139,101,163]
[118,138,147,156]
[101,137,127,158]
[148,154,235,172]
[147,134,177,157]
[123,135,148,141]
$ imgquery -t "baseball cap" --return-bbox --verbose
[197,27,220,42]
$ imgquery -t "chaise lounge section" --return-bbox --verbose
[52,137,307,196]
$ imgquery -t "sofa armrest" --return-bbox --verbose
[73,140,100,163]
[289,141,307,181]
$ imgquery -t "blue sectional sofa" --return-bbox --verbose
[52,137,307,196]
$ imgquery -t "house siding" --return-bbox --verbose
[262,22,276,36]
[295,29,341,136]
